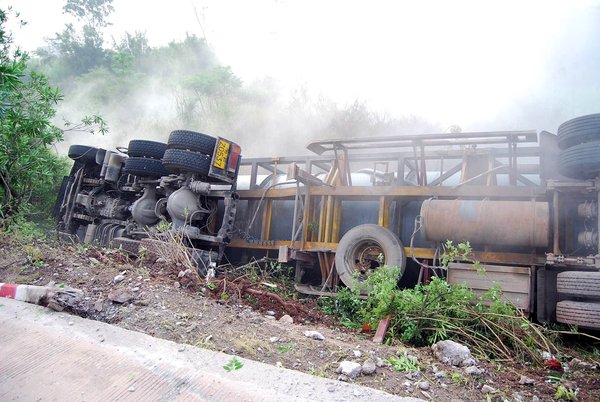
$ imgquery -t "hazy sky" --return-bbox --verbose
[5,0,600,132]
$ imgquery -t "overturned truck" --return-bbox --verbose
[56,115,600,329]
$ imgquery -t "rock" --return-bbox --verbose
[417,381,430,391]
[420,390,433,400]
[269,336,280,343]
[266,310,276,316]
[376,357,391,368]
[128,386,135,392]
[131,287,140,292]
[108,288,134,304]
[518,375,535,385]
[178,345,185,352]
[94,300,103,311]
[361,358,377,375]
[353,350,362,358]
[434,371,446,379]
[304,330,325,340]
[541,351,553,360]
[402,380,413,388]
[156,258,167,263]
[89,257,99,264]
[481,384,496,394]
[68,321,74,326]
[279,314,293,324]
[431,340,473,366]
[337,374,350,382]
[569,357,591,369]
[174,281,181,289]
[335,361,362,379]
[464,366,484,376]
[461,358,476,367]
[560,379,577,390]
[264,315,276,320]
[133,299,149,306]
[531,396,540,402]
[114,274,125,284]
[512,392,524,402]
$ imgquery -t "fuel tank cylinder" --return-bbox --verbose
[420,199,549,248]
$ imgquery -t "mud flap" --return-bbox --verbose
[536,266,558,324]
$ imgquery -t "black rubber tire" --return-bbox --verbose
[556,300,600,329]
[558,141,600,179]
[111,237,140,255]
[127,140,168,159]
[168,130,217,155]
[68,145,98,163]
[162,148,211,176]
[335,224,406,289]
[557,271,600,299]
[123,157,169,178]
[558,113,600,149]
[95,148,106,165]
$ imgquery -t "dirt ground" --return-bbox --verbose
[1,235,599,401]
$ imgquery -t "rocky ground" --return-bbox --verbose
[0,235,599,401]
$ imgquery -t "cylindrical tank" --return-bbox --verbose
[420,199,549,248]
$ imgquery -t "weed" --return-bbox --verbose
[387,354,420,373]
[451,372,468,385]
[245,294,258,305]
[555,384,578,401]
[277,343,296,353]
[441,240,483,274]
[223,357,243,372]
[24,245,44,264]
[155,220,172,233]
[207,282,216,290]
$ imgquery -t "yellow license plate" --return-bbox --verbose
[213,139,231,169]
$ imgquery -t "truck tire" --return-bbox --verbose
[127,140,168,159]
[558,141,600,179]
[123,157,169,178]
[68,145,98,163]
[167,130,217,155]
[558,113,600,149]
[111,237,140,255]
[335,224,405,290]
[557,271,600,299]
[162,148,211,176]
[556,300,600,329]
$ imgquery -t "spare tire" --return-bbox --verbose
[557,271,600,299]
[556,300,600,329]
[335,224,406,290]
[123,157,169,178]
[168,130,217,155]
[558,113,600,149]
[558,141,600,180]
[68,145,98,163]
[127,140,168,159]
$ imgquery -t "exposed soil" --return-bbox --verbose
[1,235,599,401]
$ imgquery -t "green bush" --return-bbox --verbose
[321,265,558,364]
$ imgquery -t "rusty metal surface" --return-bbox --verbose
[448,263,532,311]
[421,199,550,248]
[237,184,547,200]
[306,130,538,155]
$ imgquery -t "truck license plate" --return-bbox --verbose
[213,139,231,169]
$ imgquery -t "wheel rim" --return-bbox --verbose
[348,240,385,280]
